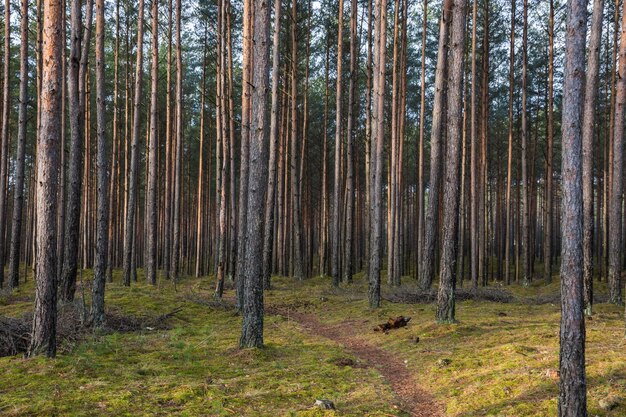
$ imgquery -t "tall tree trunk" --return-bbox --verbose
[581,0,604,315]
[290,0,304,281]
[504,0,516,285]
[420,0,451,290]
[368,0,387,308]
[8,0,29,289]
[436,0,467,324]
[236,0,252,309]
[170,0,183,283]
[558,0,588,414]
[520,0,530,286]
[92,0,109,325]
[62,0,93,300]
[343,0,357,284]
[0,0,10,288]
[469,0,478,289]
[240,0,270,349]
[145,0,159,285]
[332,0,345,286]
[417,0,427,282]
[106,0,120,283]
[262,0,282,289]
[544,0,555,284]
[28,0,63,357]
[122,0,144,286]
[609,0,626,305]
[195,25,208,278]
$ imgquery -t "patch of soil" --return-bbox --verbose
[285,311,444,417]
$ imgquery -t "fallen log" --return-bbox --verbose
[374,316,411,333]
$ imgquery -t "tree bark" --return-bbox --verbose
[420,0,451,290]
[145,0,159,286]
[609,0,626,305]
[262,0,282,289]
[436,0,467,324]
[332,0,345,286]
[8,0,29,289]
[581,0,604,315]
[29,0,63,357]
[558,0,588,414]
[240,0,271,349]
[92,0,109,326]
[122,0,144,286]
[61,0,93,300]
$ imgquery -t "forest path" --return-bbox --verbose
[282,310,444,417]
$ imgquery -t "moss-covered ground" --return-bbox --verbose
[0,269,624,416]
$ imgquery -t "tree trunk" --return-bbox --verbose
[145,0,159,286]
[343,0,357,284]
[558,0,588,414]
[582,0,604,315]
[368,0,387,308]
[436,0,467,324]
[520,0,530,286]
[332,0,345,286]
[416,0,427,283]
[0,0,10,288]
[8,0,29,289]
[171,0,183,283]
[122,0,144,286]
[28,0,63,357]
[61,0,93,300]
[240,0,270,349]
[609,0,626,305]
[262,0,282,289]
[420,0,451,290]
[92,0,109,326]
[504,0,515,285]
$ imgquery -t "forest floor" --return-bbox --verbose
[0,269,625,417]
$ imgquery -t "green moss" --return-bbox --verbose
[1,269,624,416]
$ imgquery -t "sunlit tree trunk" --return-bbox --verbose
[28,0,63,357]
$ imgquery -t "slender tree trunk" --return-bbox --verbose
[520,0,530,286]
[61,0,93,300]
[343,0,357,284]
[609,0,626,306]
[504,0,515,285]
[289,0,304,281]
[262,0,282,289]
[122,0,144,286]
[195,25,208,278]
[420,0,451,290]
[28,0,63,357]
[545,0,554,284]
[0,0,10,288]
[170,0,183,283]
[469,0,478,289]
[145,0,159,285]
[92,0,109,325]
[332,0,345,286]
[582,0,604,315]
[436,0,467,324]
[368,0,387,308]
[558,0,588,414]
[8,0,29,289]
[240,0,270,349]
[417,0,427,282]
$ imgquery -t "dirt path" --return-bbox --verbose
[284,310,444,417]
